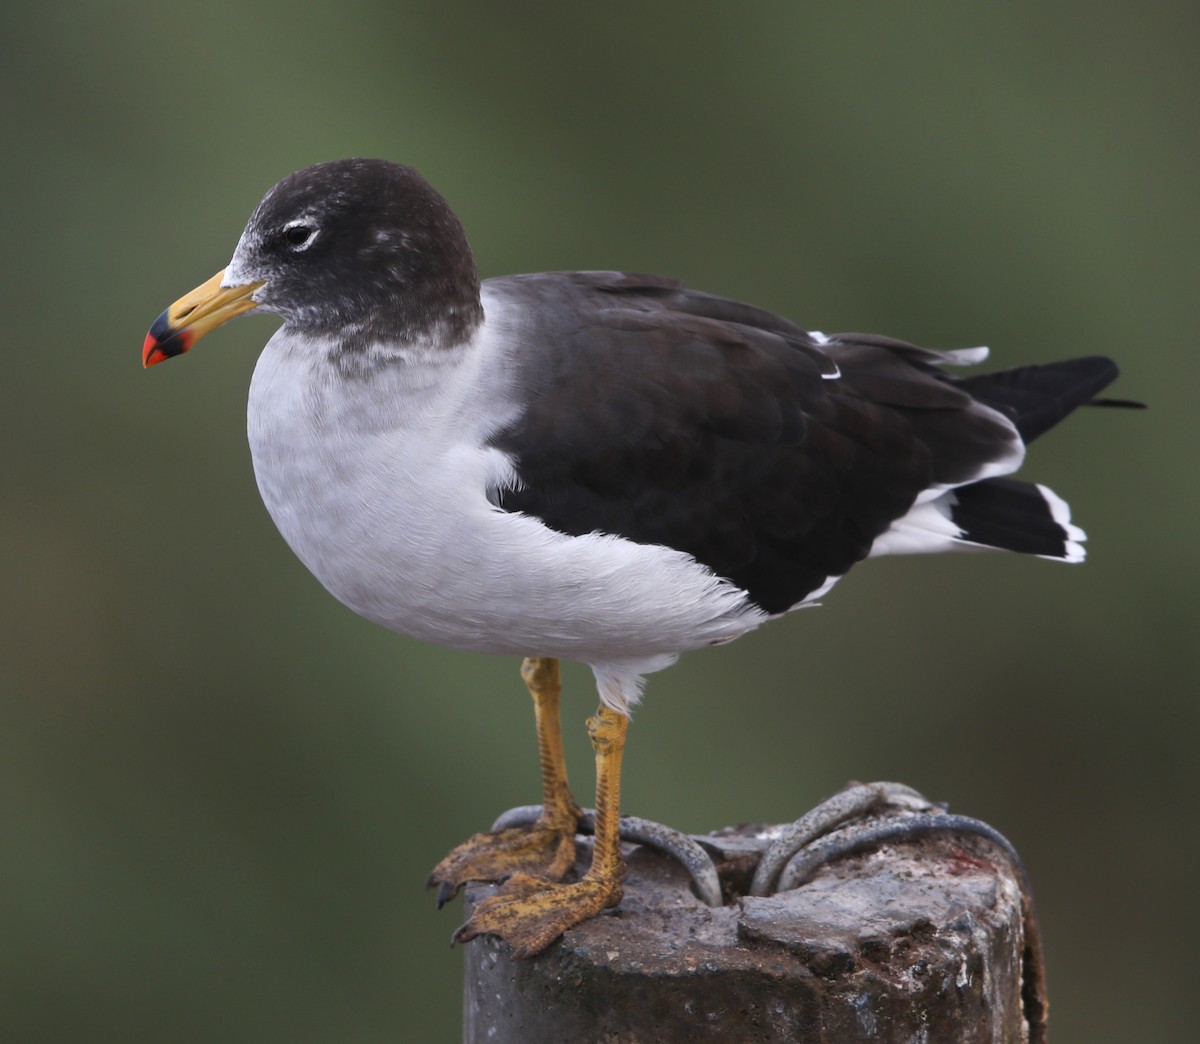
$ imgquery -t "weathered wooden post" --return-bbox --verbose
[462,783,1046,1043]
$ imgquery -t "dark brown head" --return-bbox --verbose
[144,159,483,366]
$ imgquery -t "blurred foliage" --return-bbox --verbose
[2,2,1196,1041]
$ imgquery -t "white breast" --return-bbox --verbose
[244,302,766,678]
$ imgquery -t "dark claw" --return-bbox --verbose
[451,914,488,948]
[436,880,459,909]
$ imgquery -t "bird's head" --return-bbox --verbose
[143,158,483,367]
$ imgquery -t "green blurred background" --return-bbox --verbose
[3,2,1195,1041]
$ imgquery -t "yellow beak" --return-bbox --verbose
[142,269,264,367]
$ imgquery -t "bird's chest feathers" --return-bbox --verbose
[246,337,515,627]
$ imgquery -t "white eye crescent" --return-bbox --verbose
[282,221,316,249]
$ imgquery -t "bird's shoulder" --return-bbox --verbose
[481,270,846,423]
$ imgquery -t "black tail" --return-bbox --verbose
[957,355,1128,442]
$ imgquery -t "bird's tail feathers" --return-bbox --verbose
[956,355,1129,443]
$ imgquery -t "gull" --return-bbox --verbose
[143,158,1131,958]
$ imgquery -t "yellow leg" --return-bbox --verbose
[583,704,626,887]
[453,705,628,959]
[525,656,584,839]
[428,658,583,905]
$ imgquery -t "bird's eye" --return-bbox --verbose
[282,223,315,248]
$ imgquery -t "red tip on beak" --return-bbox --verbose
[141,270,263,369]
[143,319,194,367]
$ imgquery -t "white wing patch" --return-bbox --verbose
[869,495,970,557]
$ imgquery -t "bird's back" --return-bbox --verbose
[482,272,1114,614]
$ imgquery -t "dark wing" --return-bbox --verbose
[484,272,1105,614]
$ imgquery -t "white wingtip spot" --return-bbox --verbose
[1036,483,1087,563]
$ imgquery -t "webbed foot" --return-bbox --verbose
[452,870,623,959]
[427,817,580,907]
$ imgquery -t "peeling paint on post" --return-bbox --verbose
[462,818,1043,1043]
